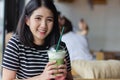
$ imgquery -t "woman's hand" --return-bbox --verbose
[55,64,67,80]
[40,60,67,80]
[40,61,58,80]
[55,60,67,80]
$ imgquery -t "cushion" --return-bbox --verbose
[71,60,120,79]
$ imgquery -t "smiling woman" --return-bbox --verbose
[2,0,73,80]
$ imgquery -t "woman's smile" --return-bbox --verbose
[38,29,47,36]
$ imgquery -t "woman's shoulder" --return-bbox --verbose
[5,33,22,50]
[7,33,21,45]
[11,33,20,40]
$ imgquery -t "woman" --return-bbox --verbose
[2,0,73,80]
[77,18,89,35]
[62,18,93,61]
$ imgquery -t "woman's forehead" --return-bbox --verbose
[32,7,53,16]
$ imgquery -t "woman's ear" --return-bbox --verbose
[25,16,30,26]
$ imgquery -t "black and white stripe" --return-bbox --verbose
[2,34,71,79]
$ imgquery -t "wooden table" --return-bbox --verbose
[95,51,120,60]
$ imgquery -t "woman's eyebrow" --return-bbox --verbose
[35,15,53,18]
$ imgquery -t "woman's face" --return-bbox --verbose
[26,7,54,45]
[78,22,87,30]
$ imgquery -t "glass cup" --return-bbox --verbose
[47,45,66,75]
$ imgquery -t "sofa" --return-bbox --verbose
[71,59,120,79]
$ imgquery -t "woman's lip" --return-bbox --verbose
[39,31,46,35]
[38,29,46,35]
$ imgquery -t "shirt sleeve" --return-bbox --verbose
[61,42,71,72]
[2,35,19,71]
[65,46,71,71]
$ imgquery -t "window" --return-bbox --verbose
[0,0,4,78]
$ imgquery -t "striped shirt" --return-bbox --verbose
[2,34,71,79]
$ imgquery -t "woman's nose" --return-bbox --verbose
[41,20,47,28]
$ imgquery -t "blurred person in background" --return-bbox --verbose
[77,18,89,36]
[61,17,94,61]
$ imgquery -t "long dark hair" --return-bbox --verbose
[16,0,60,47]
[62,16,73,34]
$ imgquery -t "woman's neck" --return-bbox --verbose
[77,30,88,35]
[34,40,45,45]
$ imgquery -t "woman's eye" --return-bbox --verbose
[35,17,41,20]
[47,19,53,22]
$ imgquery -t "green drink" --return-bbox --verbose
[48,50,66,66]
[47,45,66,75]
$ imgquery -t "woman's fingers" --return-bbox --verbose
[45,61,57,71]
[42,61,58,80]
[48,69,58,75]
[47,64,57,71]
[64,59,67,64]
[44,61,67,79]
[57,64,67,76]
[46,61,56,67]
[48,73,56,79]
[58,64,67,69]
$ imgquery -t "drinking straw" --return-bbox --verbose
[56,27,65,52]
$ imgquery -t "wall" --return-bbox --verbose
[55,0,120,51]
[25,0,120,51]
